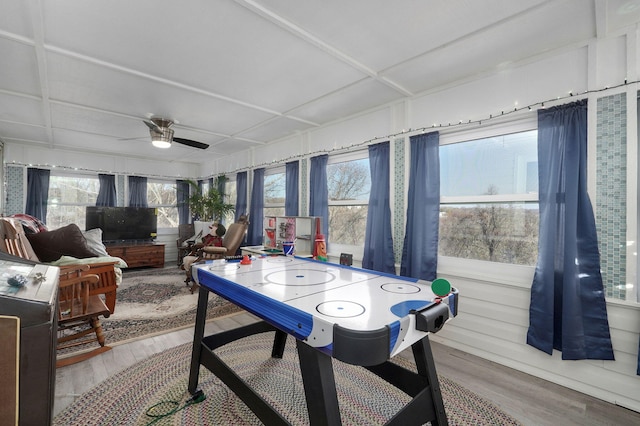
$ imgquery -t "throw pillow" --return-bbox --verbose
[83,228,110,257]
[26,224,98,262]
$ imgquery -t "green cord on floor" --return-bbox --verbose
[144,390,206,425]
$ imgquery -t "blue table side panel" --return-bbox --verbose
[446,291,458,316]
[197,268,314,340]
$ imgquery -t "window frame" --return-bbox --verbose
[201,180,211,194]
[46,170,100,230]
[326,149,371,260]
[146,178,179,230]
[263,166,286,218]
[223,176,237,225]
[437,116,539,282]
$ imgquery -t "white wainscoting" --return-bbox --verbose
[433,257,640,413]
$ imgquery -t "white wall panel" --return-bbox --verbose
[207,148,254,177]
[4,143,194,178]
[432,274,640,413]
[252,134,307,167]
[410,47,589,129]
[308,107,392,152]
[595,34,628,88]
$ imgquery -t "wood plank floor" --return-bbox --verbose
[54,311,640,425]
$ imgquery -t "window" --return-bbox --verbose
[439,129,539,265]
[201,180,211,194]
[223,178,237,225]
[47,172,99,230]
[147,179,178,228]
[264,167,285,217]
[327,152,370,253]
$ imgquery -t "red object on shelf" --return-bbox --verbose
[312,217,327,261]
[265,229,276,247]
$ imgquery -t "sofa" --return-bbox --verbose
[0,217,127,314]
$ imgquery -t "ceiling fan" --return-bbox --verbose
[143,117,209,150]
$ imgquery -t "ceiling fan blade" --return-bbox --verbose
[173,137,209,150]
[118,136,147,141]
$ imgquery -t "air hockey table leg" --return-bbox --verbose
[363,335,448,425]
[411,335,448,425]
[296,339,342,426]
[271,329,288,358]
[188,285,209,395]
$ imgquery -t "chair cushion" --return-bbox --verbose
[26,224,99,262]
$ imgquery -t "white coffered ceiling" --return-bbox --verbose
[0,0,639,164]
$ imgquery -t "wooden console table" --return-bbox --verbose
[105,242,165,268]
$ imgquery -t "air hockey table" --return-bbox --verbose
[188,255,458,426]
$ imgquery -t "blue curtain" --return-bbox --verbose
[176,179,190,225]
[235,171,248,222]
[96,174,117,207]
[128,176,148,208]
[400,132,440,281]
[285,160,299,216]
[309,155,329,239]
[247,168,265,246]
[362,142,395,273]
[26,168,50,223]
[527,99,614,360]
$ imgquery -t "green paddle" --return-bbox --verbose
[431,278,451,297]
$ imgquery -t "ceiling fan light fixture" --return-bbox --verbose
[150,127,173,148]
[141,117,208,149]
[151,138,171,148]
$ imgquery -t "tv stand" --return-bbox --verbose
[105,241,165,268]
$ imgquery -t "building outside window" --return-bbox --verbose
[264,167,285,218]
[47,172,99,230]
[147,179,178,228]
[327,151,370,257]
[438,128,539,265]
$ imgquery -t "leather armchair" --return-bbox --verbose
[183,221,248,292]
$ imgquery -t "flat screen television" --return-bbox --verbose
[85,206,158,242]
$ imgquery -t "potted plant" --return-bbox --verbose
[185,176,235,241]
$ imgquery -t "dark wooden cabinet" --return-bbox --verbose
[105,242,165,268]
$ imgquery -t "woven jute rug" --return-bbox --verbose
[57,266,242,358]
[54,332,522,426]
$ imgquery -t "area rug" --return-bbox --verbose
[58,267,242,357]
[54,332,522,426]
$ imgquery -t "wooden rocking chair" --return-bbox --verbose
[0,217,120,366]
[57,273,112,367]
[0,217,120,314]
